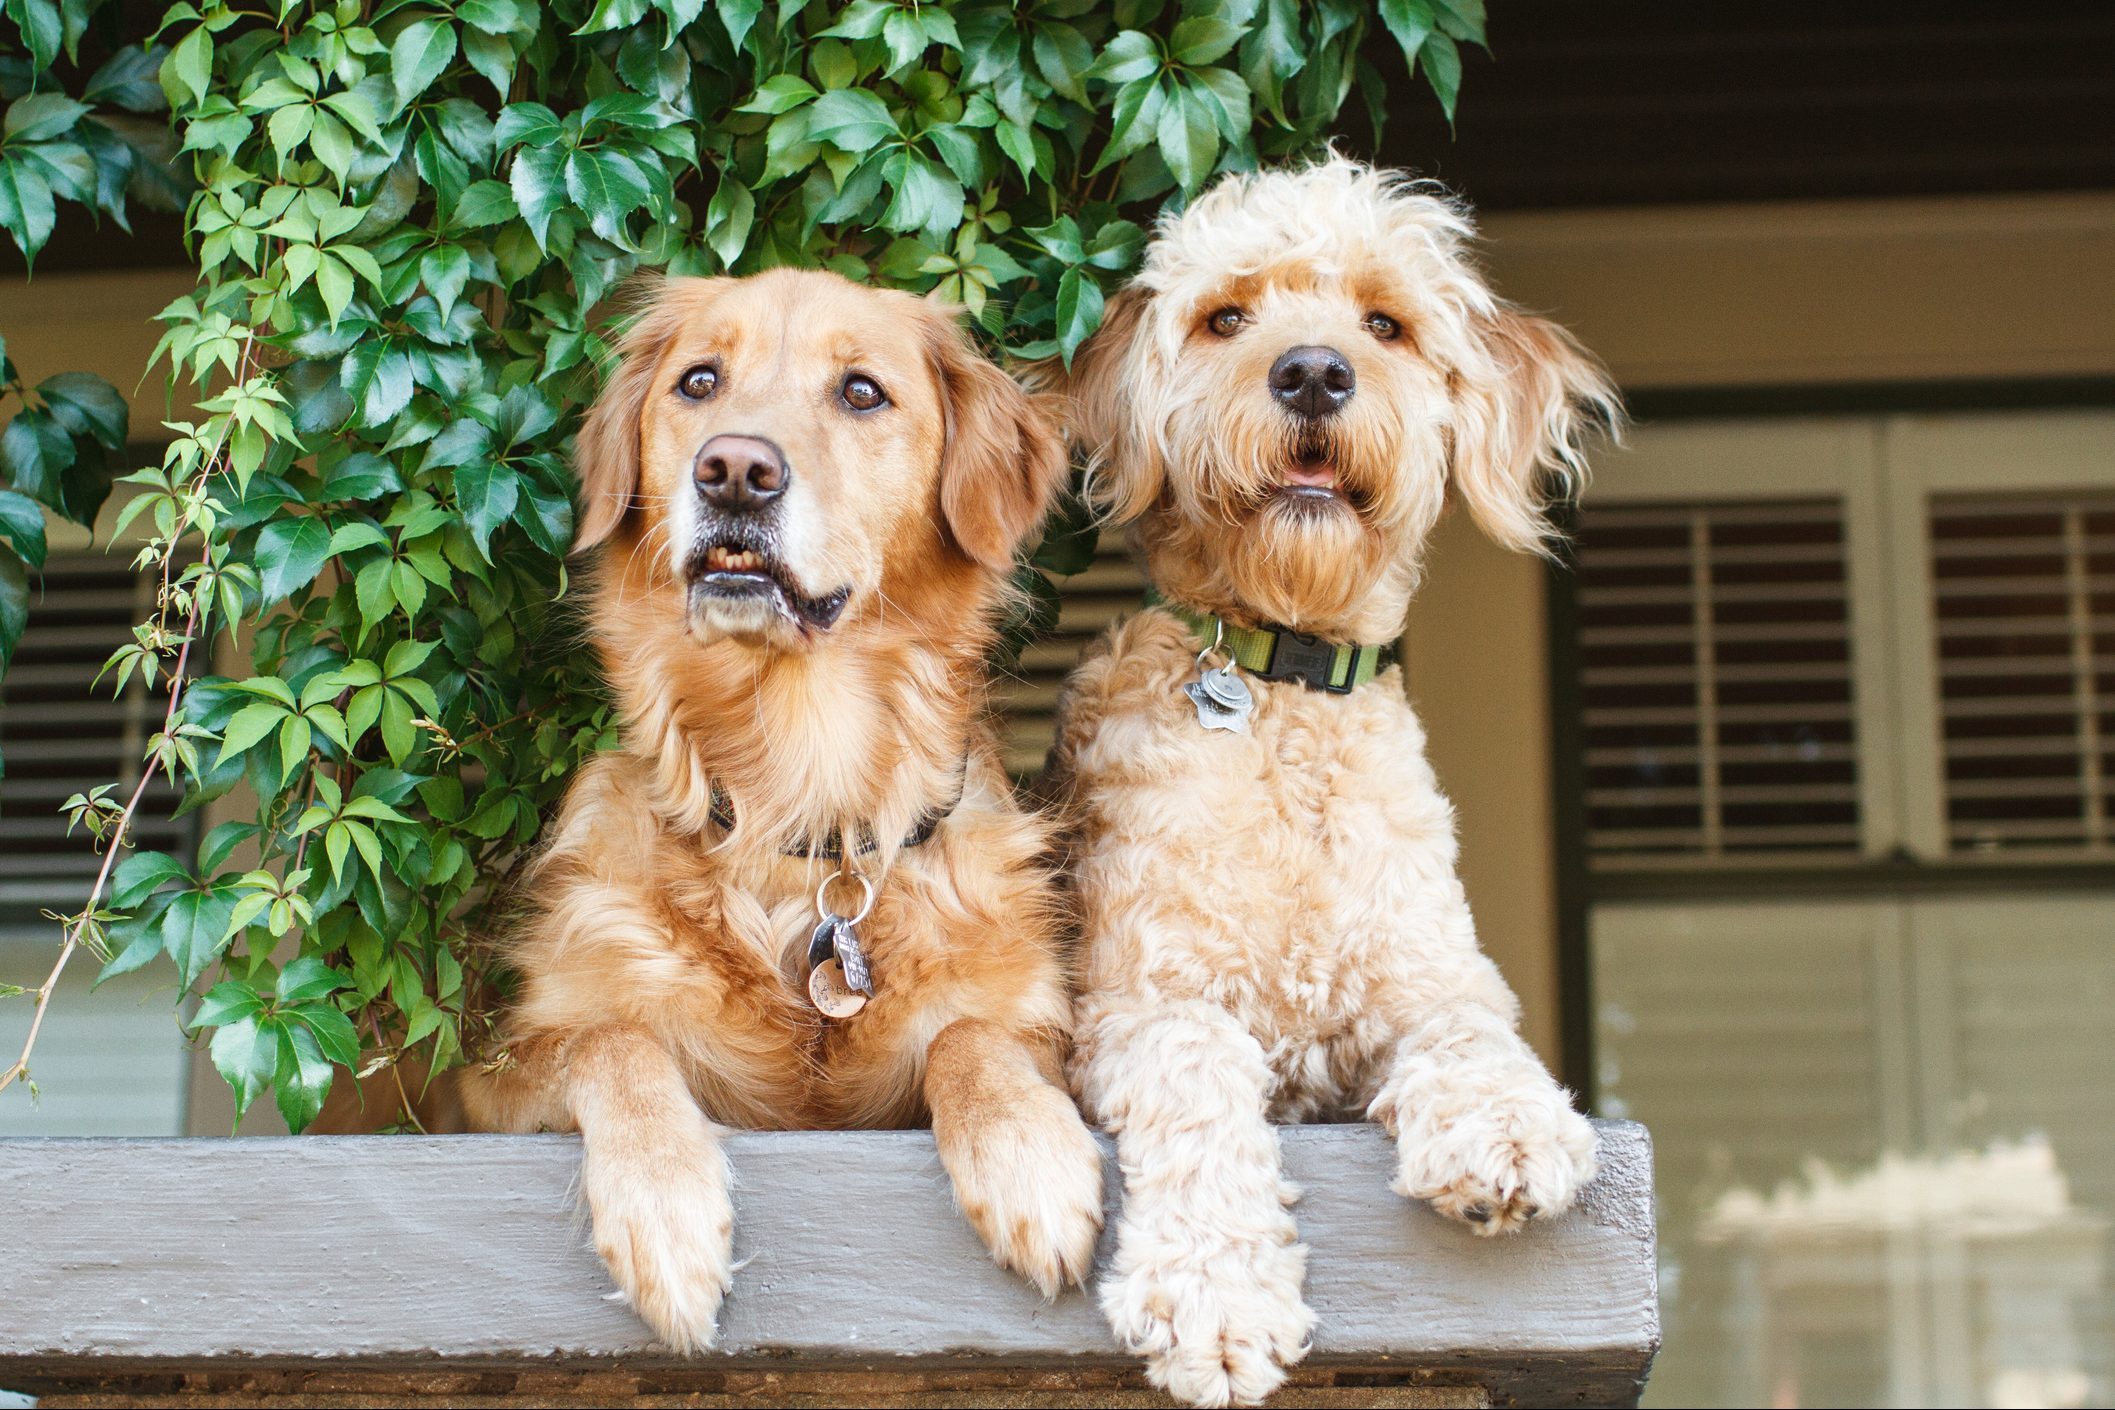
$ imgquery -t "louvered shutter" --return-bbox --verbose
[0,552,192,1136]
[1928,495,2115,854]
[993,540,1147,776]
[1572,501,1862,864]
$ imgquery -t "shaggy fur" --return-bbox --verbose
[457,270,1101,1352]
[1048,159,1620,1407]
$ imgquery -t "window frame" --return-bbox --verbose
[1550,390,2115,1101]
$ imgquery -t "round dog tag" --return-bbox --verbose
[807,957,868,1018]
[1199,664,1252,712]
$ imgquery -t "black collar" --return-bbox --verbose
[705,773,963,861]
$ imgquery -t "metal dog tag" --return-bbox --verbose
[833,922,873,994]
[806,913,875,1017]
[1184,663,1253,733]
[807,957,867,1018]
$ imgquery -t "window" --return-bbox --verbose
[0,551,194,1136]
[1929,494,2115,854]
[1575,501,1860,860]
[1570,410,2115,1410]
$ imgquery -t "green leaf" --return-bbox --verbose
[191,979,265,1030]
[1420,30,1463,120]
[163,26,213,109]
[718,0,763,49]
[273,1020,334,1132]
[1088,30,1160,85]
[209,1014,276,1122]
[0,152,58,258]
[454,460,519,558]
[112,849,190,909]
[1157,80,1219,193]
[1032,22,1093,104]
[806,87,898,151]
[737,74,818,116]
[420,242,472,318]
[163,882,242,989]
[0,544,21,675]
[287,1000,360,1068]
[450,178,517,229]
[1379,0,1436,67]
[563,149,651,242]
[508,142,564,245]
[1054,265,1105,368]
[4,94,90,142]
[391,18,460,107]
[1168,17,1248,66]
[255,515,332,604]
[0,491,46,571]
[277,955,349,1004]
[216,700,288,766]
[704,176,754,271]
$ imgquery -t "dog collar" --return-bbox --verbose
[1160,598,1393,695]
[706,771,962,861]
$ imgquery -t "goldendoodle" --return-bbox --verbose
[1047,158,1620,1407]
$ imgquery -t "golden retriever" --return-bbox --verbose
[1046,159,1620,1407]
[458,270,1104,1352]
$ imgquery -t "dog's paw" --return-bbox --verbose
[941,1078,1105,1296]
[1100,1226,1313,1408]
[1393,1078,1598,1236]
[582,1145,735,1353]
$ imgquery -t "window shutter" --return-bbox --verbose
[993,541,1147,776]
[0,554,189,915]
[1929,495,2115,854]
[0,552,193,1136]
[1573,501,1862,864]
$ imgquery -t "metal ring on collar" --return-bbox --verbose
[1193,615,1232,673]
[816,870,875,925]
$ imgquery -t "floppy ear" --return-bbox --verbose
[570,281,710,554]
[925,310,1070,572]
[1449,304,1621,556]
[1061,284,1160,524]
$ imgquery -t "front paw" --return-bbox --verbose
[941,1079,1105,1296]
[582,1146,735,1353]
[1100,1223,1314,1408]
[1393,1076,1598,1236]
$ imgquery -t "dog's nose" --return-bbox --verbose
[1268,346,1355,419]
[695,435,789,512]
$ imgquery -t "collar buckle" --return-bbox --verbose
[1267,630,1349,694]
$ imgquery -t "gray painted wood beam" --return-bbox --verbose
[0,1121,1658,1407]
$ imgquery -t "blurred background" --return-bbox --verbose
[5,3,2114,1406]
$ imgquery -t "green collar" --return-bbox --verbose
[1157,596,1395,695]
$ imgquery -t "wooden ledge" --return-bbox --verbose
[0,1121,1658,1408]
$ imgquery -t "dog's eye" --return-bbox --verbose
[841,373,888,411]
[1364,312,1401,342]
[1207,307,1245,338]
[677,364,719,400]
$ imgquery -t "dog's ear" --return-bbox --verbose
[571,281,708,554]
[1449,304,1620,556]
[1063,285,1159,524]
[924,309,1069,572]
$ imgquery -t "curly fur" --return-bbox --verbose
[456,270,1100,1351]
[1050,159,1617,1407]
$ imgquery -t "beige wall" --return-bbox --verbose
[1402,513,1563,1065]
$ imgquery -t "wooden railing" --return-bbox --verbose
[1,1120,1658,1408]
